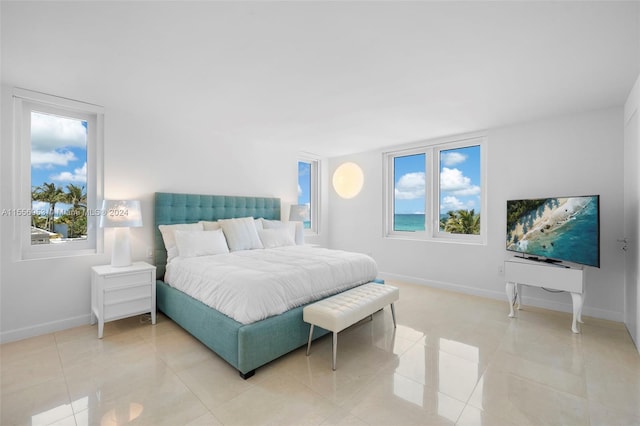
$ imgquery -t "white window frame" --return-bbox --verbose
[298,155,320,235]
[384,135,487,244]
[13,88,104,260]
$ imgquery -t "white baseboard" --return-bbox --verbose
[0,314,91,344]
[378,271,624,323]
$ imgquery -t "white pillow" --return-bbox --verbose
[201,219,263,231]
[174,229,229,258]
[258,228,296,249]
[219,217,264,251]
[199,220,221,231]
[159,222,204,263]
[262,219,303,245]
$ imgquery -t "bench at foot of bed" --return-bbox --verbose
[303,282,399,371]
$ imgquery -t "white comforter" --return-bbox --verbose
[165,245,378,324]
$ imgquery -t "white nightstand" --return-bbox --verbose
[91,261,157,338]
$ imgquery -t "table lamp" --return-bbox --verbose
[99,200,143,267]
[289,204,310,224]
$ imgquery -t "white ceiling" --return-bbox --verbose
[3,1,639,157]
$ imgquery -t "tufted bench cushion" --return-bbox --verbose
[303,282,399,370]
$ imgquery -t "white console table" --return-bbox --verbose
[505,257,584,333]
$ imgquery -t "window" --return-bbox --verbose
[393,152,426,232]
[297,157,319,233]
[385,136,485,243]
[12,88,104,259]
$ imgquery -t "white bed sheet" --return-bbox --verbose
[165,245,378,324]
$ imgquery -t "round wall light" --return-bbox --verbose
[332,162,364,199]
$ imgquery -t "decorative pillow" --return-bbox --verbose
[174,229,229,258]
[218,217,264,251]
[158,222,204,263]
[199,220,221,231]
[262,219,303,245]
[258,228,296,249]
[200,219,263,231]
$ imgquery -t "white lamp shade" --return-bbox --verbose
[99,200,143,228]
[99,199,142,267]
[289,204,310,222]
[332,162,364,199]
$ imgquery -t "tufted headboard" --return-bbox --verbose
[154,192,281,279]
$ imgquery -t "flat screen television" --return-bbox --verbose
[506,195,600,268]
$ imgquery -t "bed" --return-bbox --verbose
[154,192,378,378]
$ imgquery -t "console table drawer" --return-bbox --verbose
[505,259,583,293]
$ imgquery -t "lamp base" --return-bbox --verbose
[111,227,132,267]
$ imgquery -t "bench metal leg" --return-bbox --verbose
[306,324,314,356]
[332,332,338,371]
[390,303,397,328]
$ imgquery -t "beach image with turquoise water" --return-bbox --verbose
[506,197,599,267]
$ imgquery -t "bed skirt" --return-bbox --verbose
[156,279,330,377]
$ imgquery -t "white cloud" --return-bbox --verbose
[51,163,87,183]
[395,172,425,200]
[31,112,87,152]
[298,184,302,197]
[31,150,77,167]
[31,201,49,212]
[441,195,464,212]
[440,167,480,196]
[441,152,467,167]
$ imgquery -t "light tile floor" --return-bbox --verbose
[1,281,639,425]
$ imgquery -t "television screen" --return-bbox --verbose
[506,195,600,268]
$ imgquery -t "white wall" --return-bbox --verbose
[0,3,334,342]
[0,88,308,342]
[328,108,626,322]
[624,73,640,348]
[0,1,630,341]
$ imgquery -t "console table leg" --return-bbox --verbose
[577,291,584,324]
[506,282,517,318]
[570,292,583,333]
[515,284,521,310]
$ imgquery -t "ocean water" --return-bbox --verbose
[509,198,599,267]
[394,214,425,231]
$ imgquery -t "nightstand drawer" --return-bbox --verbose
[104,283,151,304]
[104,297,151,320]
[102,270,153,288]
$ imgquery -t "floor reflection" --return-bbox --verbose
[392,335,482,422]
[3,281,638,426]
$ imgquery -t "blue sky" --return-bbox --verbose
[394,145,481,215]
[30,112,87,213]
[297,161,311,206]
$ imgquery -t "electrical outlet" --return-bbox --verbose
[146,247,153,258]
[498,264,504,275]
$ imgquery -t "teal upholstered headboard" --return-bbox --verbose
[154,192,281,279]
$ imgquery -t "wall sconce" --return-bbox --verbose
[99,200,143,267]
[332,162,364,199]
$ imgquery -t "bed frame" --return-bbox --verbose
[153,192,329,379]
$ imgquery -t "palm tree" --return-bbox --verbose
[443,209,481,235]
[32,182,64,232]
[64,184,86,238]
